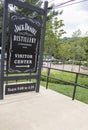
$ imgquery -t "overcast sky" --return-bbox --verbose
[42,0,88,37]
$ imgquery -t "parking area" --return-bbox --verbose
[43,62,88,73]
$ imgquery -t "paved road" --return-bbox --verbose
[0,87,88,130]
[43,63,88,73]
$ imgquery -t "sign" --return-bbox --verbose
[7,13,41,73]
[5,83,36,95]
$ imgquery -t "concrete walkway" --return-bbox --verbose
[0,87,88,130]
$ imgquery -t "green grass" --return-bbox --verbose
[41,69,88,104]
[41,70,88,86]
[41,81,74,97]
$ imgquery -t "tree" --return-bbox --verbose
[81,37,88,66]
[61,31,87,71]
[44,14,66,58]
[57,43,71,69]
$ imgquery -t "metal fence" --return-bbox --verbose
[41,66,88,100]
[0,58,88,100]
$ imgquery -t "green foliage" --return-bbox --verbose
[44,15,66,57]
[45,28,88,64]
[57,43,71,60]
[83,62,88,67]
[58,34,88,65]
[16,0,42,17]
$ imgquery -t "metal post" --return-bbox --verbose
[72,73,78,100]
[0,0,8,99]
[36,1,48,92]
[46,67,50,89]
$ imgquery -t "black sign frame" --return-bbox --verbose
[7,13,41,73]
[0,0,48,99]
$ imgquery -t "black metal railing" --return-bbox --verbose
[41,66,88,100]
[0,58,88,100]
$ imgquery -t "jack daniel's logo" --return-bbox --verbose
[14,23,37,36]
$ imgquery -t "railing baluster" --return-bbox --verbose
[46,67,50,89]
[72,73,79,100]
